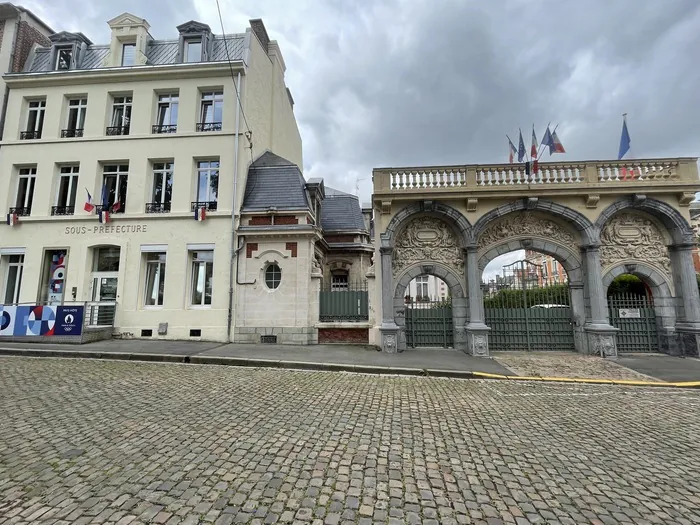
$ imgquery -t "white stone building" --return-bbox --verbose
[0,12,306,341]
[405,275,448,303]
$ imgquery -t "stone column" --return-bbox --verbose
[378,244,400,353]
[581,244,618,357]
[464,246,490,357]
[670,243,700,356]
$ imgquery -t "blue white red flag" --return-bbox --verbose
[195,206,206,221]
[99,209,110,223]
[507,135,517,164]
[84,189,95,213]
[550,130,566,154]
[6,213,18,226]
[531,126,538,158]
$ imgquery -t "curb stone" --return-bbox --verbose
[0,347,698,388]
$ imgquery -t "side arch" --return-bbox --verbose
[595,197,694,245]
[473,199,596,245]
[392,262,467,352]
[384,201,472,247]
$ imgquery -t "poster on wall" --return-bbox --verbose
[48,251,67,306]
[0,304,83,337]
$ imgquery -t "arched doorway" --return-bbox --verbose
[483,254,575,351]
[404,274,452,348]
[606,274,658,353]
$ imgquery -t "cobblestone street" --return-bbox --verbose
[1,357,699,525]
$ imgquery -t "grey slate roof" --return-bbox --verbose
[241,152,310,211]
[26,34,246,72]
[321,188,366,232]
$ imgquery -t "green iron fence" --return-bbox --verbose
[608,292,658,353]
[405,299,453,348]
[484,259,575,351]
[319,281,369,322]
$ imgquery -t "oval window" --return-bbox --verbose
[265,263,281,289]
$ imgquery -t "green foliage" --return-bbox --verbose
[430,297,452,309]
[607,274,647,297]
[483,284,570,308]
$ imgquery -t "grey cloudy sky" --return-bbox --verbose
[24,0,700,277]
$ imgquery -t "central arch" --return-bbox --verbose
[393,263,467,351]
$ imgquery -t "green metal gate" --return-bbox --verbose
[405,300,453,348]
[608,293,658,352]
[484,259,575,351]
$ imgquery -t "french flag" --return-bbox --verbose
[195,206,206,221]
[84,189,95,213]
[6,213,18,226]
[99,208,110,223]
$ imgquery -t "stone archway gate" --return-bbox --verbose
[372,158,700,357]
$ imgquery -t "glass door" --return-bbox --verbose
[91,273,118,326]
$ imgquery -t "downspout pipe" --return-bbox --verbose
[227,71,242,342]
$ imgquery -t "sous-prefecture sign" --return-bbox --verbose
[56,306,84,336]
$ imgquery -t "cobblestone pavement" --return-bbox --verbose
[1,357,699,525]
[493,352,660,381]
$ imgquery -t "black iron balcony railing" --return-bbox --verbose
[20,130,42,140]
[61,128,84,138]
[51,205,75,216]
[196,122,222,132]
[152,124,177,134]
[145,202,171,213]
[9,206,31,216]
[95,204,125,214]
[191,201,217,212]
[106,126,129,136]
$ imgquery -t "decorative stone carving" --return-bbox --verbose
[590,333,617,358]
[392,216,463,278]
[467,332,489,357]
[382,333,397,353]
[690,213,700,241]
[599,212,670,274]
[477,212,577,253]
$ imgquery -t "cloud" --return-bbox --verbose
[27,0,700,202]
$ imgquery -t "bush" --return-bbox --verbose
[607,274,647,297]
[484,284,570,308]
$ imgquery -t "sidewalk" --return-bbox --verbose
[0,339,699,385]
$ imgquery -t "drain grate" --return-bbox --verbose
[260,335,277,344]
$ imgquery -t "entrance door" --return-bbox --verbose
[608,293,658,352]
[405,300,453,348]
[90,274,117,325]
[484,259,575,351]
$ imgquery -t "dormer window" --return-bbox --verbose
[184,39,202,63]
[55,47,72,70]
[121,43,136,66]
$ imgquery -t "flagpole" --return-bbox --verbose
[536,121,551,160]
[538,122,560,160]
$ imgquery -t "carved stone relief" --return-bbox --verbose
[392,216,463,278]
[690,213,700,241]
[590,333,617,358]
[599,212,670,274]
[477,212,578,253]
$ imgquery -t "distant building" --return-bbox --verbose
[525,250,568,284]
[406,274,448,303]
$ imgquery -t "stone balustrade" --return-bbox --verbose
[374,158,698,193]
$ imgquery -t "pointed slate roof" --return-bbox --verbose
[321,187,366,232]
[241,152,310,211]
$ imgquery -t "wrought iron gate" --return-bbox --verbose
[608,293,658,352]
[405,300,453,348]
[483,259,575,351]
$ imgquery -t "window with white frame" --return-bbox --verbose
[121,43,136,66]
[144,252,166,306]
[190,251,213,306]
[55,47,72,70]
[103,164,129,213]
[23,99,46,139]
[13,167,36,216]
[54,166,79,215]
[149,162,173,213]
[2,254,24,304]
[108,96,132,135]
[64,98,87,136]
[184,39,202,63]
[154,93,178,132]
[198,91,223,131]
[416,275,429,300]
[195,160,219,208]
[265,263,281,290]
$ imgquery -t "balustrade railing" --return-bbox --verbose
[375,158,695,193]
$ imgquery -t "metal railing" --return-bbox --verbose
[106,125,130,136]
[20,130,41,140]
[319,281,369,322]
[95,204,124,214]
[191,201,217,211]
[196,122,222,132]
[145,202,171,213]
[9,206,31,216]
[61,128,84,138]
[84,301,117,327]
[152,124,177,134]
[51,205,75,216]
